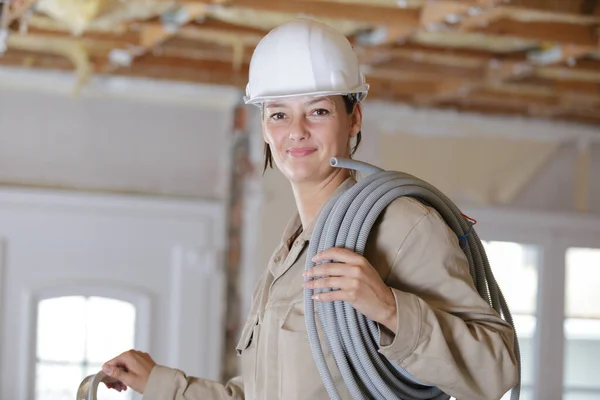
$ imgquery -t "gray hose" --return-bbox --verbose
[304,157,521,400]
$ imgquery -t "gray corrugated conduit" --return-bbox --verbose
[303,157,521,400]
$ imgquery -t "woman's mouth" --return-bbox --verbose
[287,147,317,157]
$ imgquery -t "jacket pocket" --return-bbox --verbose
[278,301,332,400]
[236,314,260,400]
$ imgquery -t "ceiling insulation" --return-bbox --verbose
[35,0,177,35]
[0,0,598,127]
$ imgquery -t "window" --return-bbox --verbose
[35,296,136,400]
[563,247,600,400]
[482,241,539,400]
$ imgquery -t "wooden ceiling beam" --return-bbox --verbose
[470,17,600,46]
[451,91,600,118]
[420,0,474,28]
[359,46,489,69]
[371,57,485,80]
[512,75,600,94]
[5,34,92,89]
[535,65,600,83]
[410,30,538,53]
[295,0,423,8]
[3,48,599,126]
[221,0,421,25]
[463,5,600,26]
[0,49,73,70]
[440,101,600,126]
[482,81,600,106]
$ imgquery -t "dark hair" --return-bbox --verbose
[263,94,362,174]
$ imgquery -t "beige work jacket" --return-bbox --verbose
[143,178,518,400]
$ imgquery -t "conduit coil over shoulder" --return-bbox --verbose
[303,157,521,400]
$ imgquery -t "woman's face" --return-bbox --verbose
[261,95,361,184]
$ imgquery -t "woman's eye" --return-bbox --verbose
[313,108,330,116]
[270,112,285,120]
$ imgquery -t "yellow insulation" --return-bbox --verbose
[36,0,176,35]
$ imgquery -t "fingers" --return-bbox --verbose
[311,247,366,266]
[303,276,358,291]
[102,350,137,387]
[102,349,156,394]
[103,350,133,372]
[303,274,363,303]
[310,289,353,303]
[304,263,361,279]
[104,381,127,392]
[102,364,131,386]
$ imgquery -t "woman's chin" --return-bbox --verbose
[283,164,321,183]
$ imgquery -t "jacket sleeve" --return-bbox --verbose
[378,208,518,400]
[142,365,245,400]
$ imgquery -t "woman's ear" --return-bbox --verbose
[261,115,269,144]
[350,103,363,138]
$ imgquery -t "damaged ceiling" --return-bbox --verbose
[0,0,599,126]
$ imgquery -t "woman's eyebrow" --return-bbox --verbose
[265,102,286,109]
[306,98,332,107]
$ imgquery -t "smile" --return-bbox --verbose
[287,148,317,157]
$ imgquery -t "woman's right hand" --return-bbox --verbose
[102,349,157,394]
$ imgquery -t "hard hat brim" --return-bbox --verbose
[243,84,370,107]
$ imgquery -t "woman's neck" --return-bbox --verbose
[291,169,351,230]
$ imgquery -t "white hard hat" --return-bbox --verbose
[244,18,369,106]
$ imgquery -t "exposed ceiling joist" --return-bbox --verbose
[221,0,421,25]
[1,0,599,127]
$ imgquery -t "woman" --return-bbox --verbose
[102,18,518,400]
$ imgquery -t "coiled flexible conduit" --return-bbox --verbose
[303,157,521,400]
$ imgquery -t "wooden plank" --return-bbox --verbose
[0,49,74,70]
[359,46,489,68]
[5,34,92,88]
[536,66,600,82]
[112,62,248,87]
[223,0,421,25]
[420,0,472,27]
[511,75,600,94]
[446,100,600,125]
[373,57,485,79]
[470,5,600,24]
[471,17,599,46]
[388,42,531,61]
[459,89,600,117]
[296,0,424,7]
[411,30,538,52]
[482,82,600,110]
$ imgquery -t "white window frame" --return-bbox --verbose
[462,205,600,400]
[22,283,151,400]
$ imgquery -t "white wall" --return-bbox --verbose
[0,187,227,399]
[0,68,243,398]
[0,67,240,199]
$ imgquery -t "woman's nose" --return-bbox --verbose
[288,118,309,141]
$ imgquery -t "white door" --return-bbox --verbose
[0,188,227,400]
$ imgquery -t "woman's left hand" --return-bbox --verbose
[303,247,398,333]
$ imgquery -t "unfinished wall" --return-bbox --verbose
[0,68,240,200]
[511,143,579,212]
